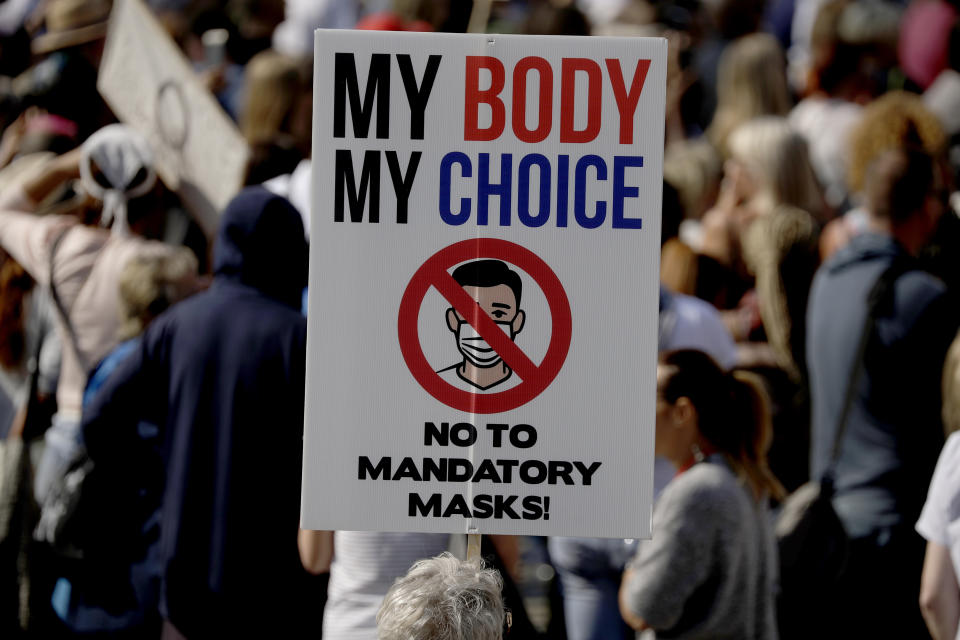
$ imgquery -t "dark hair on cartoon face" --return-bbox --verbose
[451,260,522,307]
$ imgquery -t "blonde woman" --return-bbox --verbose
[241,50,312,183]
[701,117,823,269]
[707,33,793,157]
[699,117,822,375]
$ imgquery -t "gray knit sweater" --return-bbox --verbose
[623,456,778,639]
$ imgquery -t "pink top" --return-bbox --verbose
[0,186,182,417]
[900,0,957,90]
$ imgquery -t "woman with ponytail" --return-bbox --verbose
[619,349,782,639]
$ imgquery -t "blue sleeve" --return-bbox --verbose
[80,321,168,464]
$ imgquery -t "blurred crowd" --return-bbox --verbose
[2,0,960,638]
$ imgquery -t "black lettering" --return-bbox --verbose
[494,494,520,519]
[574,461,602,486]
[443,494,472,518]
[393,457,422,481]
[472,459,503,483]
[409,492,441,516]
[472,494,494,518]
[519,460,547,484]
[487,424,509,447]
[451,422,478,447]
[422,457,446,482]
[510,424,537,448]
[334,150,380,222]
[359,456,391,480]
[496,460,519,482]
[334,52,390,138]
[385,151,421,224]
[396,54,441,139]
[449,459,473,482]
[548,461,575,485]
[522,495,544,520]
[424,422,449,446]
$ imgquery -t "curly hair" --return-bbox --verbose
[727,116,825,219]
[847,91,946,193]
[117,248,198,341]
[377,553,504,640]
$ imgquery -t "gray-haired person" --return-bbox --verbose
[376,553,507,640]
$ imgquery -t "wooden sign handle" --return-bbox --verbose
[466,533,482,560]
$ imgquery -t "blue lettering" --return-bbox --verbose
[557,155,569,228]
[439,152,471,225]
[517,154,551,228]
[613,156,643,229]
[478,153,512,226]
[574,155,607,229]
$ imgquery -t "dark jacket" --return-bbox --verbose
[807,232,958,539]
[82,188,309,636]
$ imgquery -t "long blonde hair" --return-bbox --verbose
[728,116,825,220]
[709,33,792,156]
[240,50,305,146]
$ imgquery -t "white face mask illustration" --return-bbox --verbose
[456,321,513,368]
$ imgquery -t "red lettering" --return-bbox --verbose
[605,59,651,144]
[464,56,506,141]
[512,57,553,143]
[560,58,602,143]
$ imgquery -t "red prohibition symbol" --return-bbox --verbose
[398,239,572,414]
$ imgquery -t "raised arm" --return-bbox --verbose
[0,149,83,282]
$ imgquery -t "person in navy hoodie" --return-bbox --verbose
[81,187,310,638]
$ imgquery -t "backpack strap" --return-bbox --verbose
[47,227,89,374]
[822,257,914,487]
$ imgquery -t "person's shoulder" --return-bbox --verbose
[656,462,753,534]
[671,291,718,318]
[940,432,960,465]
[662,461,744,507]
[665,293,737,368]
[788,96,824,127]
[895,269,948,306]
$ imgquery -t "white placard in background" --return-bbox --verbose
[98,0,249,235]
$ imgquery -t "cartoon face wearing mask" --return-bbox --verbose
[455,319,516,367]
[437,260,526,391]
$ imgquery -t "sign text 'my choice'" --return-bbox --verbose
[333,52,653,230]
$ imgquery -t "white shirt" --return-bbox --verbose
[660,290,738,371]
[917,433,960,590]
[789,97,862,209]
[263,159,312,238]
[323,531,449,639]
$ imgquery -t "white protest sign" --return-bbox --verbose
[97,0,249,235]
[302,31,666,538]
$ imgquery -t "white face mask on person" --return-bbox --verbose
[456,321,513,368]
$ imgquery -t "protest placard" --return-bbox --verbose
[302,30,666,538]
[97,0,249,235]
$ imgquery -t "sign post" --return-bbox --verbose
[302,30,667,540]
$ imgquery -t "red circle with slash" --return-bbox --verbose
[398,238,572,414]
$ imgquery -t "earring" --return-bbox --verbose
[690,443,705,463]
